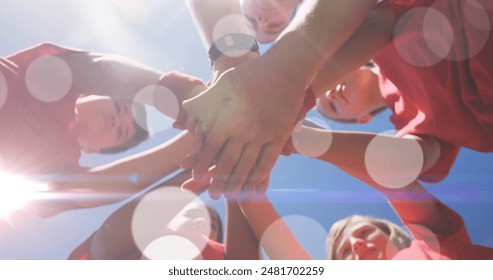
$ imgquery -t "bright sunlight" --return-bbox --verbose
[0,172,48,217]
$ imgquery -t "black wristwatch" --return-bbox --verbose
[208,33,259,65]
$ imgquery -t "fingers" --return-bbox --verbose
[180,154,197,170]
[191,124,228,182]
[245,142,282,190]
[225,143,261,198]
[208,138,245,200]
[256,174,270,194]
[181,166,215,195]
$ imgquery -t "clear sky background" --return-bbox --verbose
[0,0,492,259]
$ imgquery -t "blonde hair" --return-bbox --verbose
[326,215,412,260]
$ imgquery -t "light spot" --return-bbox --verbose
[260,215,326,260]
[291,120,332,158]
[141,235,202,260]
[464,0,491,31]
[25,55,72,102]
[403,223,443,259]
[364,131,423,189]
[0,71,7,110]
[133,85,178,133]
[422,8,454,61]
[212,14,255,58]
[131,187,211,258]
[394,8,452,67]
[458,0,491,61]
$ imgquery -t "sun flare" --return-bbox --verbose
[0,172,48,217]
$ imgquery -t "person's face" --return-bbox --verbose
[75,96,137,153]
[242,0,302,43]
[167,201,221,242]
[333,221,400,260]
[316,69,380,123]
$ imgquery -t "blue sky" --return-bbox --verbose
[0,0,491,259]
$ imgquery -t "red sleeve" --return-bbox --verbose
[200,239,225,260]
[418,139,460,183]
[402,203,472,259]
[7,42,85,68]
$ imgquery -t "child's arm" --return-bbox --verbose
[309,2,398,97]
[287,126,441,183]
[186,0,259,80]
[289,126,461,237]
[239,196,312,260]
[56,45,206,125]
[224,201,260,260]
[25,132,197,217]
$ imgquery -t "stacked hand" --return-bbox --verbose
[180,56,307,199]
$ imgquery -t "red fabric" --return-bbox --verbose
[393,205,493,260]
[379,76,459,182]
[0,43,82,177]
[200,239,226,260]
[374,0,493,181]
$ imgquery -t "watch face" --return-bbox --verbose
[209,34,259,63]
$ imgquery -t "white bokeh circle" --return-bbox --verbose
[364,131,423,189]
[459,0,491,61]
[141,235,202,260]
[133,85,179,133]
[260,214,327,260]
[464,0,491,31]
[0,71,7,110]
[291,120,332,158]
[394,7,452,67]
[402,223,444,260]
[25,55,73,102]
[131,187,211,260]
[212,14,256,58]
[422,8,454,61]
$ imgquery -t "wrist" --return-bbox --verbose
[208,33,259,66]
[212,50,259,80]
[263,31,321,87]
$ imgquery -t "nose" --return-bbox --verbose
[258,16,271,29]
[350,238,365,259]
[326,90,337,101]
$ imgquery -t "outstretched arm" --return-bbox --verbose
[58,45,205,124]
[287,126,460,237]
[239,196,312,260]
[25,131,197,217]
[309,2,397,97]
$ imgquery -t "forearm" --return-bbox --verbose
[309,3,396,96]
[52,132,196,208]
[266,0,378,88]
[384,182,463,237]
[224,201,260,260]
[62,52,162,99]
[311,130,440,188]
[186,0,250,49]
[239,197,311,260]
[186,0,259,79]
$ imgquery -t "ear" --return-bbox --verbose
[82,146,101,154]
[356,114,372,124]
